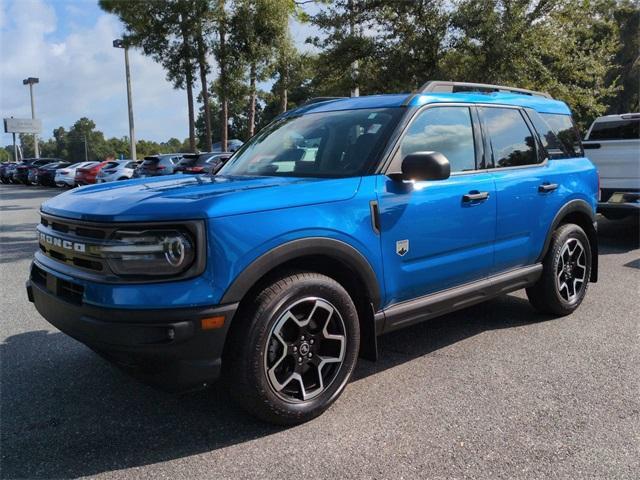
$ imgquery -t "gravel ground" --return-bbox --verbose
[1,183,638,480]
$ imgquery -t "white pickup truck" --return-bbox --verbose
[583,113,640,220]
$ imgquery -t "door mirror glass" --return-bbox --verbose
[397,151,450,181]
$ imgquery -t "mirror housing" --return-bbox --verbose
[390,151,451,182]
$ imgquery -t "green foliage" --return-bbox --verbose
[98,0,638,143]
[18,118,189,162]
[607,0,640,113]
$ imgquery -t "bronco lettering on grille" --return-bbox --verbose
[39,233,86,253]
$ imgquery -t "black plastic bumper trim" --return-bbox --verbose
[26,279,238,391]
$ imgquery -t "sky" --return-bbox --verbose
[0,0,319,148]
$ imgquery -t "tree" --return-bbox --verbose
[309,0,377,96]
[442,0,620,128]
[66,117,111,161]
[607,0,640,114]
[100,0,203,151]
[231,0,292,136]
[212,0,233,151]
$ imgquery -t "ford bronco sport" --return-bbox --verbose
[27,81,598,425]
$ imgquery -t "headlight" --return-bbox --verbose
[100,229,195,276]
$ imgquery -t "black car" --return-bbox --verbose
[37,162,71,186]
[174,152,232,175]
[14,158,61,185]
[0,162,17,184]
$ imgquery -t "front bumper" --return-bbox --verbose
[26,267,238,391]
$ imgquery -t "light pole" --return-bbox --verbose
[113,39,136,161]
[22,77,40,158]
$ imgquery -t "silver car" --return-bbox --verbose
[55,161,98,188]
[96,160,139,183]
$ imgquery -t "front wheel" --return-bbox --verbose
[225,271,360,425]
[527,223,591,316]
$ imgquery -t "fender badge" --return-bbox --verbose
[396,239,409,256]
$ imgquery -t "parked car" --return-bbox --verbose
[211,139,244,152]
[36,162,71,187]
[75,161,108,186]
[15,158,60,185]
[0,162,17,184]
[134,154,182,177]
[583,113,640,220]
[174,153,232,175]
[96,160,139,183]
[55,162,98,188]
[28,81,599,425]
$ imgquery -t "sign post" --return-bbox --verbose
[4,118,41,162]
[23,77,40,158]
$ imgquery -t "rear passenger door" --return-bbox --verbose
[480,106,556,273]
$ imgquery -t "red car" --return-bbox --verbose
[75,161,108,186]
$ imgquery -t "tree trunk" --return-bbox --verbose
[197,30,212,151]
[281,87,287,113]
[218,1,228,152]
[180,22,196,152]
[186,70,196,152]
[248,62,257,137]
[280,68,288,113]
[221,99,228,150]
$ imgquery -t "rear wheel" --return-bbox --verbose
[527,223,591,316]
[225,271,360,425]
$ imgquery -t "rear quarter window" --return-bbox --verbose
[588,119,640,140]
[540,113,583,157]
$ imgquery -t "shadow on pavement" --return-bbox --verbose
[0,185,62,202]
[1,294,545,478]
[597,215,639,254]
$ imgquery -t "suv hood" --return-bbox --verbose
[41,174,362,222]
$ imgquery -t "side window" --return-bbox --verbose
[400,106,476,172]
[479,107,538,167]
[526,110,568,159]
[588,119,640,140]
[541,113,583,157]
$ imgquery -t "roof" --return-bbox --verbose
[283,91,571,117]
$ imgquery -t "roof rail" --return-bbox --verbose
[299,96,347,107]
[420,80,552,99]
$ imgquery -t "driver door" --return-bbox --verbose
[376,105,496,305]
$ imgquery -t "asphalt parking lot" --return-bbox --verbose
[1,183,638,479]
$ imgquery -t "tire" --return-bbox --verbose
[225,271,360,425]
[526,223,591,316]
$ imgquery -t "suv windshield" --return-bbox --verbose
[219,108,403,178]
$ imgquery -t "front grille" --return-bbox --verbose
[31,264,84,305]
[38,214,112,273]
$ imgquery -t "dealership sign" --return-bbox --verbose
[3,117,42,134]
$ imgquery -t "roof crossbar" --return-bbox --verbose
[420,80,552,99]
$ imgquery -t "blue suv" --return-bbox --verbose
[27,81,598,424]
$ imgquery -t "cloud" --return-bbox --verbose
[0,0,188,146]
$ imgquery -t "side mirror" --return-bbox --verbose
[391,151,451,181]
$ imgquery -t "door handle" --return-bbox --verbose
[538,183,558,193]
[462,191,490,202]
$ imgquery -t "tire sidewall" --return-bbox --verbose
[244,275,360,421]
[548,225,591,310]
